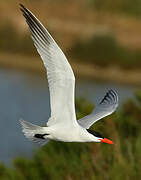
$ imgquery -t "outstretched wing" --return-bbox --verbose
[78,89,118,129]
[20,5,77,127]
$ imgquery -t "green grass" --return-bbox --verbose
[0,92,141,179]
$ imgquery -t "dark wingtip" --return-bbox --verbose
[19,3,25,14]
[99,89,118,105]
[19,3,25,9]
[19,4,28,14]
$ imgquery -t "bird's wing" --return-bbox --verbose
[78,89,118,129]
[20,5,77,127]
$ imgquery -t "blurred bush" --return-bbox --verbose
[1,22,141,70]
[0,21,35,55]
[68,33,141,69]
[0,92,141,179]
[68,33,125,66]
[89,0,141,17]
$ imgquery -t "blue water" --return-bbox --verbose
[0,69,139,165]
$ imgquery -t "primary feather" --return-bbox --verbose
[20,4,77,127]
[78,90,118,129]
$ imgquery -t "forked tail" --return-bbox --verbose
[19,119,49,146]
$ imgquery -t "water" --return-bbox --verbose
[0,69,139,165]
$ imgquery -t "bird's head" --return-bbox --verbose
[87,129,114,144]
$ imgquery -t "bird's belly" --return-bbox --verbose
[52,131,78,142]
[50,126,90,142]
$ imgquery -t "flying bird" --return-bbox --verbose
[19,4,118,146]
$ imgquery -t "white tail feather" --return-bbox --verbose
[19,119,49,146]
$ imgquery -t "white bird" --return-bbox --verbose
[19,4,118,146]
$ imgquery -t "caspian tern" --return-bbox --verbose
[19,4,118,146]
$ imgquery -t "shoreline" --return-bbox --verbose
[0,52,141,86]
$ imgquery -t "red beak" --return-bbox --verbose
[99,138,114,144]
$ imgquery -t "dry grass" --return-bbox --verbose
[1,0,141,50]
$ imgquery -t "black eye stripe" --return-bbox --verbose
[87,129,104,138]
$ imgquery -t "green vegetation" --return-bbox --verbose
[0,92,141,179]
[68,33,141,69]
[1,17,141,70]
[0,22,35,55]
[1,21,141,70]
[89,0,141,17]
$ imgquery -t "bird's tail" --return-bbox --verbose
[19,119,49,146]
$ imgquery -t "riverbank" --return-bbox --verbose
[1,52,141,86]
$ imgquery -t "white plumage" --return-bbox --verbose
[19,4,118,146]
